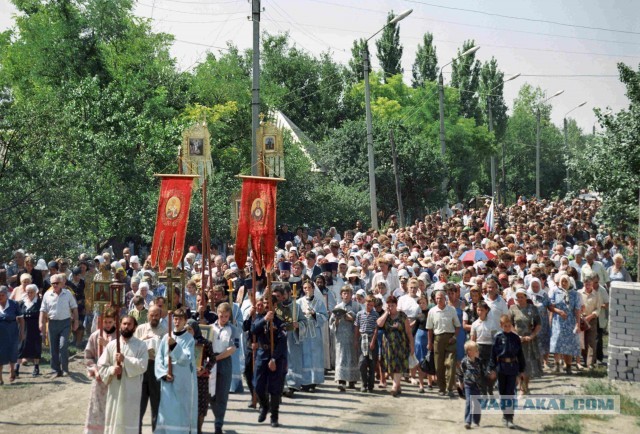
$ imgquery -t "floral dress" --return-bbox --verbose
[381,311,409,374]
[549,288,580,357]
[527,289,552,356]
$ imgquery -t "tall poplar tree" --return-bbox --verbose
[451,40,482,124]
[412,32,438,87]
[375,11,403,82]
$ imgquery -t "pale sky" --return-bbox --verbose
[2,0,639,132]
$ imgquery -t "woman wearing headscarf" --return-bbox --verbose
[17,284,42,377]
[549,274,581,374]
[509,287,542,395]
[0,286,24,384]
[186,319,216,434]
[527,277,553,369]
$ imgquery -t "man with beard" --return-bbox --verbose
[278,261,292,282]
[84,308,118,433]
[98,315,148,433]
[134,306,167,433]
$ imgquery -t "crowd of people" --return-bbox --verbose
[0,196,637,432]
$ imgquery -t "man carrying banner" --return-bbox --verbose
[250,295,288,427]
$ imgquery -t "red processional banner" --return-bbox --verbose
[150,174,199,272]
[234,176,280,275]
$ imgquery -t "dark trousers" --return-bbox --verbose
[254,356,286,423]
[139,359,160,433]
[210,357,233,430]
[245,350,255,398]
[596,325,604,362]
[478,344,494,395]
[48,319,70,373]
[359,338,377,391]
[434,333,456,393]
[497,373,517,422]
[464,384,482,425]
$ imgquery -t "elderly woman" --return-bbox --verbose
[376,295,414,396]
[510,288,542,395]
[607,253,632,283]
[0,286,25,384]
[527,277,555,369]
[9,273,32,302]
[549,274,581,374]
[330,285,360,391]
[16,284,42,377]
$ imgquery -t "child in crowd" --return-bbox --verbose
[488,314,525,429]
[457,340,485,429]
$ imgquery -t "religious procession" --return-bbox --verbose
[1,193,638,433]
[2,0,640,434]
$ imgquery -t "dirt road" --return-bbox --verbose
[0,357,638,434]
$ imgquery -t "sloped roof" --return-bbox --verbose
[271,110,323,172]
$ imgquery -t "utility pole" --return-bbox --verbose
[488,97,496,198]
[251,0,261,176]
[363,49,378,230]
[389,129,404,227]
[637,188,640,283]
[536,107,541,199]
[438,72,447,217]
[564,117,570,193]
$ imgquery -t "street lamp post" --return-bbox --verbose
[536,90,564,199]
[363,9,412,230]
[486,73,520,200]
[437,45,480,216]
[563,101,587,193]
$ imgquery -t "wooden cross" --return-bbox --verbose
[159,265,181,311]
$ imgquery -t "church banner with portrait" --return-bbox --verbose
[150,174,199,272]
[234,175,281,275]
[181,123,212,187]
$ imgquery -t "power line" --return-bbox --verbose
[402,0,640,36]
[147,15,246,24]
[137,1,246,16]
[307,0,640,47]
[161,0,240,4]
[262,18,640,60]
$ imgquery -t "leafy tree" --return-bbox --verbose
[479,57,508,141]
[375,11,403,82]
[451,40,482,124]
[347,38,369,84]
[503,84,566,202]
[568,62,639,247]
[412,32,438,87]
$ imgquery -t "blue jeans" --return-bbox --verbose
[48,319,70,373]
[464,384,482,425]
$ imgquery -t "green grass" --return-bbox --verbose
[540,414,582,434]
[582,380,640,417]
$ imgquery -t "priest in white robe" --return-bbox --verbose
[84,308,117,434]
[298,280,327,389]
[155,307,198,434]
[97,315,148,434]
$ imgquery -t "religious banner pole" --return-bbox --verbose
[97,304,104,358]
[250,262,258,408]
[266,273,274,356]
[110,283,125,380]
[292,283,297,324]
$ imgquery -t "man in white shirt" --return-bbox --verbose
[426,291,461,397]
[39,273,79,376]
[483,277,509,332]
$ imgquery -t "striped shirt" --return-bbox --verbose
[355,309,379,336]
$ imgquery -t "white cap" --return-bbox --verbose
[130,255,140,264]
